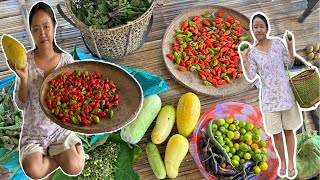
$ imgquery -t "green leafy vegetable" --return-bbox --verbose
[72,0,153,29]
[296,132,320,179]
[57,132,140,179]
[0,85,22,164]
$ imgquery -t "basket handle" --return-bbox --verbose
[57,2,76,28]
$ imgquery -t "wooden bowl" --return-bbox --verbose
[39,60,143,134]
[162,5,255,97]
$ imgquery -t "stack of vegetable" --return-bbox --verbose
[166,11,249,87]
[200,118,268,179]
[120,92,201,179]
[0,86,23,178]
[71,0,153,29]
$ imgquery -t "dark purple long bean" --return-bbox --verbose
[218,167,237,176]
[207,119,233,168]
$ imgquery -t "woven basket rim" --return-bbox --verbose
[291,69,317,81]
[64,0,155,32]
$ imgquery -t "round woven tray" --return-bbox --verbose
[39,60,143,134]
[162,5,255,97]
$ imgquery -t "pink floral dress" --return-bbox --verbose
[14,50,74,148]
[246,38,296,112]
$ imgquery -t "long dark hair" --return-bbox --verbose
[252,13,269,31]
[29,2,63,53]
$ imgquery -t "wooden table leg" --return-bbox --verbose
[298,0,320,23]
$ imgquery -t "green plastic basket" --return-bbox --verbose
[289,68,320,108]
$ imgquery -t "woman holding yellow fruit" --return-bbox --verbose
[4,2,84,179]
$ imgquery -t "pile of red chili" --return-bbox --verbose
[166,11,247,87]
[46,70,119,126]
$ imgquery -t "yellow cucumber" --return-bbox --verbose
[120,95,161,144]
[151,105,175,144]
[146,142,166,179]
[1,34,27,70]
[165,134,189,178]
[176,92,201,137]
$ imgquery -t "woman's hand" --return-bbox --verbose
[7,60,28,82]
[285,31,294,49]
[240,47,250,61]
[284,31,295,60]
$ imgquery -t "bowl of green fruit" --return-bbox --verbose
[190,102,279,180]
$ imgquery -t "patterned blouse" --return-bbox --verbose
[246,38,296,112]
[14,50,74,148]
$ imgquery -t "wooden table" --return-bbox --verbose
[0,0,319,179]
[122,1,320,179]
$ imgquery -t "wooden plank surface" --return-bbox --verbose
[0,0,319,179]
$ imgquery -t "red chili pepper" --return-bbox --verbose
[218,79,227,85]
[178,66,187,72]
[220,47,229,53]
[192,16,199,21]
[232,71,237,79]
[96,112,107,118]
[181,20,189,30]
[203,20,210,26]
[226,68,235,74]
[57,112,63,118]
[82,119,91,126]
[47,100,52,109]
[113,100,119,107]
[217,11,224,18]
[62,117,69,123]
[227,15,234,22]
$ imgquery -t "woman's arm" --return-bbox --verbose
[17,78,28,104]
[283,35,295,68]
[240,48,257,81]
[7,61,29,109]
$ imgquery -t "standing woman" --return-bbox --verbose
[7,2,84,179]
[239,12,302,179]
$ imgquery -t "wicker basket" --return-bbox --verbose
[63,0,155,61]
[289,66,320,108]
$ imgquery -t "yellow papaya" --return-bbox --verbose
[165,134,189,178]
[176,92,201,137]
[1,34,27,70]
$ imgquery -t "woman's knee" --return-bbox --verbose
[284,129,294,135]
[62,160,84,175]
[22,161,46,179]
[273,132,283,140]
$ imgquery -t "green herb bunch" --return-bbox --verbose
[0,87,23,164]
[71,0,153,29]
[78,141,120,180]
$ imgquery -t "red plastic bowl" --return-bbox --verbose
[190,102,279,180]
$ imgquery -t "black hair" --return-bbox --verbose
[252,14,269,31]
[29,2,63,53]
